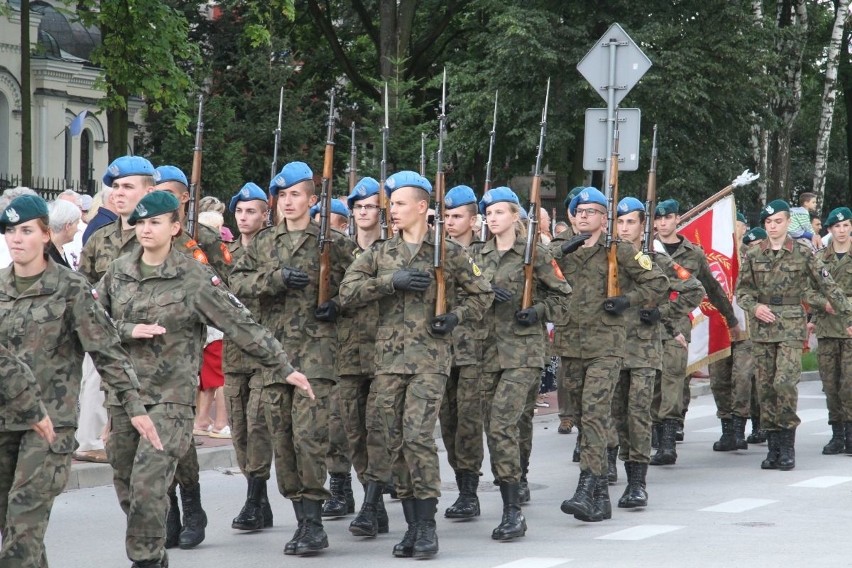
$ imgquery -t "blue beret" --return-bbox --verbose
[153,165,188,187]
[742,227,767,244]
[654,199,680,218]
[0,195,49,233]
[270,161,314,196]
[825,206,852,228]
[479,186,521,215]
[384,170,432,196]
[229,182,268,213]
[564,186,586,209]
[568,187,607,217]
[127,191,180,226]
[103,155,155,186]
[760,199,790,223]
[347,177,380,209]
[445,185,477,209]
[617,196,645,215]
[310,200,350,218]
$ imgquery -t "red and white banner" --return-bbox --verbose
[677,195,739,374]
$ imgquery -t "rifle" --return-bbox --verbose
[434,69,448,317]
[604,112,621,298]
[379,83,389,239]
[186,94,204,240]
[348,123,357,239]
[678,169,760,227]
[317,92,336,306]
[522,79,550,309]
[642,125,658,254]
[268,86,284,227]
[420,133,427,177]
[480,90,498,241]
[550,207,556,238]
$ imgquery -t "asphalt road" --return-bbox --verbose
[46,380,850,568]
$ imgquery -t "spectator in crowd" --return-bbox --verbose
[47,199,81,269]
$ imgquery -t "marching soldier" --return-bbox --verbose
[0,343,55,444]
[339,171,492,558]
[554,187,668,523]
[229,161,355,556]
[737,200,852,471]
[224,183,276,531]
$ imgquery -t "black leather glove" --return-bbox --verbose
[639,307,661,325]
[430,313,459,335]
[515,307,539,326]
[603,295,631,315]
[314,301,338,322]
[560,233,591,255]
[281,266,309,290]
[391,269,432,292]
[492,286,513,303]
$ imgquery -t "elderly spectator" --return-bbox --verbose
[47,199,82,268]
[57,189,87,269]
[83,186,119,245]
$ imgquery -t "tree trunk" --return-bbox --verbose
[812,0,850,210]
[21,0,31,186]
[107,100,129,161]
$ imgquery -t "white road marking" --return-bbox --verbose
[700,498,777,513]
[789,476,852,488]
[490,559,571,568]
[595,525,684,541]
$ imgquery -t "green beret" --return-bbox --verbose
[825,206,852,228]
[0,195,49,234]
[127,191,180,226]
[564,186,586,209]
[655,199,679,218]
[742,227,767,245]
[737,212,746,224]
[759,199,790,223]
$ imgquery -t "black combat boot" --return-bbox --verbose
[822,423,845,455]
[392,499,417,558]
[760,431,780,470]
[518,475,531,505]
[618,462,648,508]
[131,551,168,568]
[178,484,207,549]
[284,501,305,555]
[376,491,389,533]
[778,428,796,471]
[651,423,661,449]
[445,471,480,519]
[491,481,526,540]
[560,470,598,521]
[165,487,181,549]
[747,417,766,444]
[713,419,737,452]
[350,481,384,537]
[650,420,677,465]
[606,447,618,485]
[291,499,329,555]
[259,479,273,528]
[573,475,611,522]
[845,422,852,455]
[675,423,684,442]
[412,498,439,558]
[231,476,265,531]
[572,429,582,463]
[732,416,749,450]
[322,472,352,517]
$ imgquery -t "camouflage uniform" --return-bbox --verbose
[709,337,755,420]
[98,246,296,565]
[229,221,354,502]
[0,344,47,429]
[0,259,147,568]
[339,232,492,501]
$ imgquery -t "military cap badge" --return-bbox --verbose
[765,205,774,215]
[635,251,652,271]
[6,208,19,223]
[839,213,845,221]
[135,204,148,217]
[108,164,120,177]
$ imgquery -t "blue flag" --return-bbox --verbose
[69,110,88,137]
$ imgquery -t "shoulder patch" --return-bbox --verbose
[91,288,99,300]
[635,251,653,271]
[193,248,209,264]
[211,275,222,287]
[220,242,232,264]
[551,259,566,281]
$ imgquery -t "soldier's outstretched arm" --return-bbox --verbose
[533,243,571,324]
[0,344,51,440]
[229,232,291,301]
[656,255,705,320]
[339,246,389,309]
[696,256,738,327]
[735,252,758,313]
[806,254,852,318]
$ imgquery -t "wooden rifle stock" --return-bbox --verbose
[522,79,550,309]
[605,124,621,298]
[434,69,448,317]
[642,125,658,254]
[317,94,336,306]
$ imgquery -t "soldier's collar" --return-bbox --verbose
[275,219,321,237]
[0,258,61,298]
[758,236,794,253]
[122,247,184,280]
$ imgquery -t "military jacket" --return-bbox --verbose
[98,247,296,407]
[550,235,669,359]
[336,243,380,377]
[737,236,852,342]
[450,238,488,367]
[339,231,493,376]
[230,221,355,382]
[222,241,258,374]
[802,241,852,339]
[0,259,146,438]
[478,238,571,372]
[655,252,707,342]
[0,343,48,430]
[176,223,233,283]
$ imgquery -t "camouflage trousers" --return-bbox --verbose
[262,379,334,502]
[373,373,446,500]
[339,375,391,486]
[170,438,199,492]
[710,339,755,420]
[481,368,538,483]
[563,356,622,476]
[557,357,576,421]
[612,367,655,464]
[754,341,802,431]
[225,370,273,479]
[107,403,193,564]
[440,365,484,475]
[0,428,74,568]
[326,384,352,474]
[518,371,539,479]
[652,339,688,423]
[817,337,852,424]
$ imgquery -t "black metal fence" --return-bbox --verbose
[0,174,96,201]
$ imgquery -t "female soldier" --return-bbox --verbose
[0,194,161,568]
[97,191,312,568]
[477,187,571,540]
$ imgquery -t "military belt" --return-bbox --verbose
[757,295,801,306]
